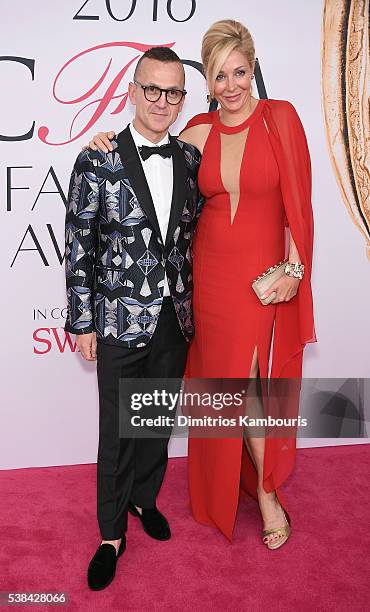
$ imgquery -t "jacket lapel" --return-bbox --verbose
[116,125,162,239]
[165,136,188,245]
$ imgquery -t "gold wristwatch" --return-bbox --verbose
[284,262,305,279]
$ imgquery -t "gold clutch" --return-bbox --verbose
[252,260,287,305]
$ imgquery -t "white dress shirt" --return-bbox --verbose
[129,122,173,297]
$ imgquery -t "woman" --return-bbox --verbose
[87,19,316,549]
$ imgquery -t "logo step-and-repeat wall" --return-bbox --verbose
[1,0,369,468]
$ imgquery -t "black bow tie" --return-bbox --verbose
[139,143,173,161]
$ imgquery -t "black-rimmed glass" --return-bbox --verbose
[134,80,186,105]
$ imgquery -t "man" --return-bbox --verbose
[65,47,203,590]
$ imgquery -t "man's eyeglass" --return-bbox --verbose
[134,80,186,105]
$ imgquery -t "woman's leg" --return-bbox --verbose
[244,349,288,545]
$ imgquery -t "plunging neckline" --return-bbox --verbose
[213,102,265,225]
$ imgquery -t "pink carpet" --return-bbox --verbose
[1,445,369,611]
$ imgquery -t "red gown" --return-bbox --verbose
[183,99,316,540]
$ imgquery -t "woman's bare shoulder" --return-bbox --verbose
[178,113,214,153]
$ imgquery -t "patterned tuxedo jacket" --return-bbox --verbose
[64,125,204,347]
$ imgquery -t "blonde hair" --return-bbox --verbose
[201,19,255,98]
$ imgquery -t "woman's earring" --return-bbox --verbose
[207,94,212,103]
[251,74,255,80]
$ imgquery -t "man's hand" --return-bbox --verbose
[261,276,300,304]
[76,332,97,361]
[86,131,115,153]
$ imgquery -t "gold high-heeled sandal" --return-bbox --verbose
[262,507,291,550]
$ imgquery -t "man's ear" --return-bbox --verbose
[178,96,185,114]
[128,81,136,105]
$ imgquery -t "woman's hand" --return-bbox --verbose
[261,275,300,304]
[85,131,115,153]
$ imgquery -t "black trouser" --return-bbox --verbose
[96,297,188,540]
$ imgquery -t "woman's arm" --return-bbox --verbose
[87,131,115,152]
[177,124,212,154]
[85,113,212,153]
[84,125,210,153]
[288,232,301,263]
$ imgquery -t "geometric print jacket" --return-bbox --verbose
[64,125,204,347]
